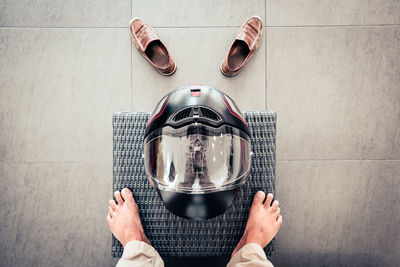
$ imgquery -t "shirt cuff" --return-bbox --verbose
[237,243,267,258]
[121,240,159,260]
[229,242,270,265]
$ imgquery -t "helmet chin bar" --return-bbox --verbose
[157,187,239,220]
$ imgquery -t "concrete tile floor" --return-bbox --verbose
[0,0,399,266]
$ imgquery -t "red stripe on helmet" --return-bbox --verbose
[146,95,172,127]
[221,96,248,127]
[240,139,246,170]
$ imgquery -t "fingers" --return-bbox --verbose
[264,193,274,207]
[114,191,124,205]
[109,199,117,211]
[121,188,135,206]
[253,191,266,205]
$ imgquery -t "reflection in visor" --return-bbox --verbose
[144,124,251,194]
[180,133,215,191]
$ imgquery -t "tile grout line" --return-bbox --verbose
[267,24,400,28]
[277,159,400,162]
[0,26,129,29]
[1,161,111,164]
[131,43,133,110]
[265,0,268,111]
[1,159,399,164]
[1,24,400,29]
[130,0,133,110]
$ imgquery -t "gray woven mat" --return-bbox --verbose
[112,111,277,258]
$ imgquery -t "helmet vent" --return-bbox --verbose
[200,107,221,121]
[172,108,192,121]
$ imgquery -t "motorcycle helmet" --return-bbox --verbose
[144,85,251,220]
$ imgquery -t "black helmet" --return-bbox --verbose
[144,85,251,220]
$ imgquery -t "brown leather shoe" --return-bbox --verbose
[130,18,176,76]
[220,16,263,77]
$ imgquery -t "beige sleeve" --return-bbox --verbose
[116,240,164,267]
[227,243,274,267]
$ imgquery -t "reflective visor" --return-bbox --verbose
[144,124,251,193]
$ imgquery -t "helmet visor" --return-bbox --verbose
[144,124,251,193]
